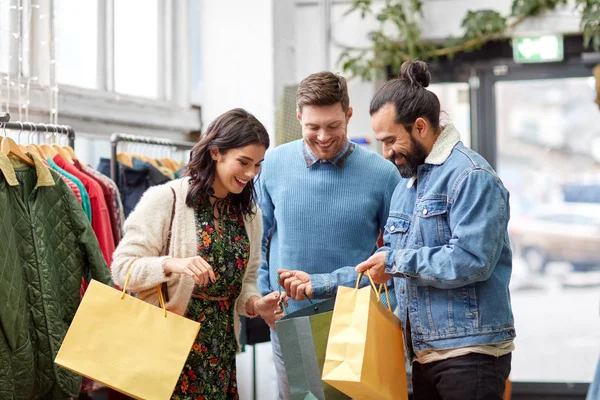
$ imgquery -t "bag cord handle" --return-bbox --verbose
[121,258,168,318]
[355,269,392,313]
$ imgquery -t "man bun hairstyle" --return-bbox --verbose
[369,60,440,131]
[400,59,431,88]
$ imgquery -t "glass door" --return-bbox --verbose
[429,82,472,147]
[494,75,600,383]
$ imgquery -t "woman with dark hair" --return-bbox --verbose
[111,108,286,399]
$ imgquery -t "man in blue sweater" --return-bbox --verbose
[256,71,400,399]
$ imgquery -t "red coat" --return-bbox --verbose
[53,155,115,267]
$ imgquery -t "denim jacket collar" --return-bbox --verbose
[425,123,461,165]
[406,123,461,189]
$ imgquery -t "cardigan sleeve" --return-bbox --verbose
[236,205,263,318]
[111,184,174,292]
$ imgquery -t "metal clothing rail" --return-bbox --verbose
[110,133,196,183]
[0,112,76,147]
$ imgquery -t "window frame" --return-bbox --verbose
[0,0,199,137]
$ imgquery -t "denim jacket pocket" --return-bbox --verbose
[385,214,411,250]
[416,198,451,247]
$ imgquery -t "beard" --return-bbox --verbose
[391,135,428,178]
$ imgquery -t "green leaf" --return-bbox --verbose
[344,0,373,18]
[575,0,600,50]
[511,0,569,17]
[461,10,507,40]
[376,12,388,22]
[410,0,423,15]
[336,0,599,82]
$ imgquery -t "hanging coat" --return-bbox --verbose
[0,153,112,400]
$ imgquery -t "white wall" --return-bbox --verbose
[198,4,279,399]
[199,0,275,139]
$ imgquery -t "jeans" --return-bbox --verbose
[412,353,511,400]
[270,329,291,400]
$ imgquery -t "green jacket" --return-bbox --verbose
[0,153,112,399]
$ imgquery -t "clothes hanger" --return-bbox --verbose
[39,124,59,159]
[51,126,73,163]
[162,146,179,172]
[17,123,28,153]
[0,122,35,166]
[115,140,134,168]
[117,151,134,168]
[26,123,44,159]
[159,157,177,171]
[61,126,77,161]
[144,142,160,167]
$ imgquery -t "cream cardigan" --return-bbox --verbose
[111,178,262,348]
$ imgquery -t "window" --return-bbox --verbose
[496,77,600,382]
[429,83,471,147]
[0,0,199,156]
[52,0,167,99]
[55,0,98,89]
[114,0,159,98]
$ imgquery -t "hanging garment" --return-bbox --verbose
[97,157,170,217]
[74,160,119,247]
[83,164,125,244]
[41,159,82,205]
[46,157,92,221]
[53,154,115,266]
[0,153,112,400]
[132,157,173,181]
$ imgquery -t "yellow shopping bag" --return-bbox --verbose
[322,271,408,400]
[55,261,200,400]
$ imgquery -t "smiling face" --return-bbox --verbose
[371,103,429,178]
[298,103,353,161]
[210,143,266,198]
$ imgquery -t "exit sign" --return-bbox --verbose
[512,35,564,63]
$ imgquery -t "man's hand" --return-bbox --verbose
[355,252,392,285]
[278,269,313,301]
[251,291,288,329]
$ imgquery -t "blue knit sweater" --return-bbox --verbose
[256,139,400,313]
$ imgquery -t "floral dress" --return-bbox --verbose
[172,196,249,400]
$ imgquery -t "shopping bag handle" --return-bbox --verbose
[355,269,392,313]
[120,258,168,318]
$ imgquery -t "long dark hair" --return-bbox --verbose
[185,108,270,217]
[369,60,441,131]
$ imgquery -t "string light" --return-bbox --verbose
[2,1,66,126]
[17,0,22,120]
[2,0,56,124]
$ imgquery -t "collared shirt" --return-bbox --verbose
[303,140,356,168]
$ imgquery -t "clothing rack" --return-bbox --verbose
[0,112,76,147]
[110,133,196,183]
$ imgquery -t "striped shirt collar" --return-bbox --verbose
[302,140,356,168]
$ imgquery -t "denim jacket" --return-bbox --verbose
[380,124,516,353]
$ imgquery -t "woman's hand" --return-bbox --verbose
[163,256,216,286]
[249,292,288,329]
